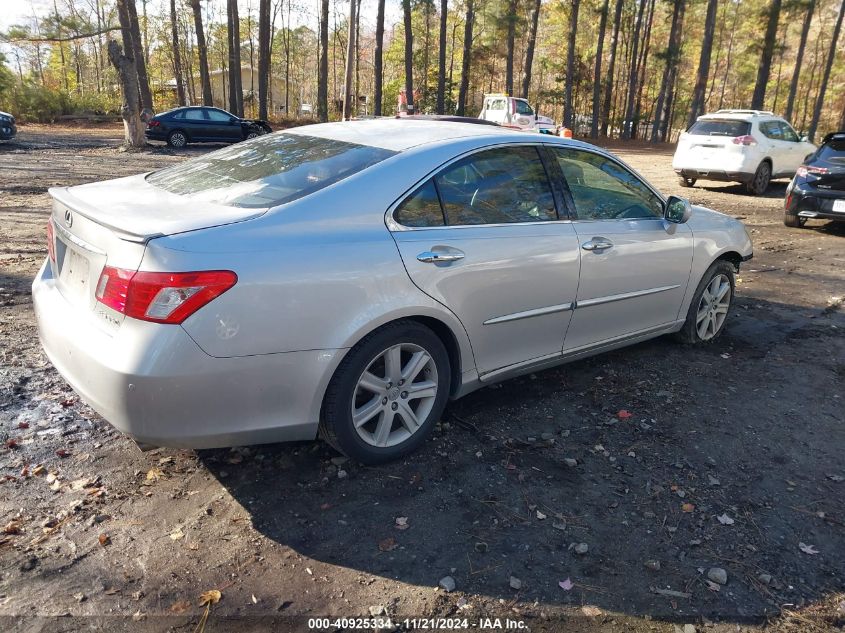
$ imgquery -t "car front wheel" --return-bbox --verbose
[676,260,735,345]
[320,321,450,464]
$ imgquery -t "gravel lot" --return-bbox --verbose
[1,124,843,632]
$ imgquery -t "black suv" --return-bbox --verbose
[145,106,272,148]
[784,131,845,227]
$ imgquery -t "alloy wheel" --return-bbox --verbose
[351,343,439,448]
[695,273,731,340]
[169,132,186,147]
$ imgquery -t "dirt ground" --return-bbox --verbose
[1,124,843,633]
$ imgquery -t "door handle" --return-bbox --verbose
[581,239,613,252]
[417,250,465,263]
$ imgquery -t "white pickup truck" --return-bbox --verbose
[478,94,555,134]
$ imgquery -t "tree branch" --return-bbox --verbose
[7,26,121,43]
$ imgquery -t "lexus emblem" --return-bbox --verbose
[64,209,73,228]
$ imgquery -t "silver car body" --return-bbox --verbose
[32,120,753,448]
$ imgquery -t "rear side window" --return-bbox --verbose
[395,180,444,227]
[435,146,556,225]
[688,119,751,137]
[171,110,186,120]
[185,109,206,121]
[759,121,783,140]
[147,133,396,208]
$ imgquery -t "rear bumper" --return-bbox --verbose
[786,189,845,221]
[674,168,755,183]
[144,129,167,141]
[32,258,341,449]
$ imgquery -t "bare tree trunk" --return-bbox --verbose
[108,39,145,147]
[633,0,655,136]
[687,0,718,128]
[343,0,357,119]
[505,0,517,96]
[785,0,815,122]
[751,0,782,110]
[403,0,415,113]
[374,0,385,116]
[590,0,609,138]
[170,0,186,106]
[457,0,474,115]
[228,0,244,116]
[651,0,684,142]
[437,0,448,113]
[122,0,153,112]
[601,0,624,136]
[622,0,647,139]
[521,0,542,100]
[564,0,580,128]
[258,0,271,119]
[190,0,213,105]
[718,0,740,109]
[808,0,845,140]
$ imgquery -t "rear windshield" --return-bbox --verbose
[146,133,396,208]
[817,140,845,163]
[688,119,751,137]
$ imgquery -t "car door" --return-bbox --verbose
[758,120,792,175]
[205,108,243,142]
[389,145,581,376]
[546,146,694,352]
[182,108,208,140]
[779,121,814,173]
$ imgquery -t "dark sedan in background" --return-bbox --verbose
[0,110,17,141]
[145,106,272,148]
[785,131,845,227]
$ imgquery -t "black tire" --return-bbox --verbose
[167,130,188,148]
[245,130,261,140]
[319,320,451,464]
[744,161,771,195]
[679,176,696,188]
[675,260,736,345]
[784,213,807,228]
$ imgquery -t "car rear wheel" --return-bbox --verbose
[679,176,696,188]
[167,130,188,148]
[319,321,450,464]
[784,213,807,228]
[745,161,771,195]
[675,261,735,345]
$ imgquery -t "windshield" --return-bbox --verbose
[817,140,845,163]
[146,133,396,208]
[688,119,751,137]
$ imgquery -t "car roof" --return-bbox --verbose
[822,131,845,144]
[698,110,779,122]
[286,118,583,152]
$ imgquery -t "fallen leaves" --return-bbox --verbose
[55,449,71,458]
[581,605,602,617]
[559,578,573,591]
[169,599,192,614]
[378,537,398,552]
[394,517,409,530]
[681,503,696,513]
[146,468,164,481]
[3,521,22,535]
[98,533,110,546]
[616,410,633,420]
[799,542,819,555]
[717,513,735,525]
[170,528,185,541]
[195,589,222,633]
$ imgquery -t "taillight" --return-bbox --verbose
[796,165,828,177]
[147,120,161,128]
[46,218,56,262]
[732,135,757,146]
[95,267,237,324]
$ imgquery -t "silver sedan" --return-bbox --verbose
[33,119,752,463]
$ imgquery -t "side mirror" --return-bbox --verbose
[665,195,692,224]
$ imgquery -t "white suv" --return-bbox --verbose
[478,94,537,131]
[673,110,816,195]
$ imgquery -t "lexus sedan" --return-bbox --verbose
[33,119,752,464]
[784,131,845,227]
[145,106,272,148]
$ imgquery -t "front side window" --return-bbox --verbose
[206,109,234,122]
[147,133,396,208]
[434,146,556,225]
[551,148,663,221]
[514,100,534,116]
[779,121,800,142]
